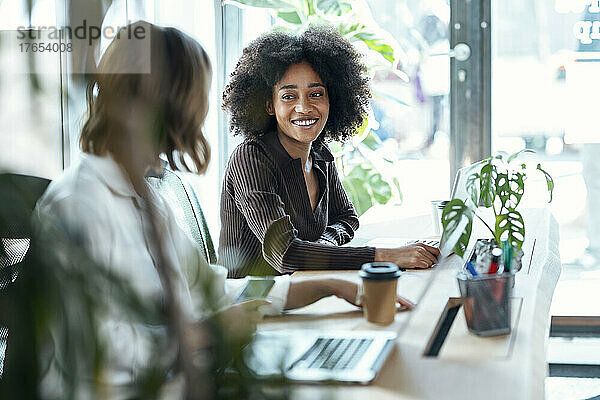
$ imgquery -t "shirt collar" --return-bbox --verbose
[259,132,334,168]
[311,142,334,162]
[81,153,170,221]
[81,153,142,200]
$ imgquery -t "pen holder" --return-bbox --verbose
[471,239,524,274]
[457,271,515,337]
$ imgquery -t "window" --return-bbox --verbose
[0,0,63,178]
[151,0,221,237]
[492,0,591,263]
[367,0,452,214]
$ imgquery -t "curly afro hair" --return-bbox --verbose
[222,25,371,143]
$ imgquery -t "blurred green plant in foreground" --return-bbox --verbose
[0,175,289,399]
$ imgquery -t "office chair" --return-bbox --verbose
[147,168,217,264]
[0,173,51,376]
[0,173,51,283]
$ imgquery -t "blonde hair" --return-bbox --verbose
[80,22,212,174]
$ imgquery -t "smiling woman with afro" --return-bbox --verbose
[222,25,371,141]
[218,25,441,278]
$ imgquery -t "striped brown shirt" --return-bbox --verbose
[218,132,376,277]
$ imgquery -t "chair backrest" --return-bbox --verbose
[0,174,51,288]
[147,169,217,264]
[0,173,51,376]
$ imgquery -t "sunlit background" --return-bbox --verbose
[1,0,599,396]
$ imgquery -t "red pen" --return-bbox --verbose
[488,247,503,274]
[487,247,505,303]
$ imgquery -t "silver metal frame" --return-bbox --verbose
[214,1,243,188]
[450,0,492,191]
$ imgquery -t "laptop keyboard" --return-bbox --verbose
[290,338,374,371]
[408,239,440,247]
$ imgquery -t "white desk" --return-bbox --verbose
[261,208,561,400]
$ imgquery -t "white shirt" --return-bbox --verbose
[34,153,289,396]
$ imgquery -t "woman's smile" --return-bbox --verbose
[291,117,319,128]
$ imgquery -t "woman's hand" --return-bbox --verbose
[330,279,415,310]
[217,299,270,335]
[375,243,440,269]
[331,279,360,306]
[285,278,414,310]
[187,299,270,350]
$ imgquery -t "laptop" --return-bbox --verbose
[245,329,397,384]
[368,162,482,262]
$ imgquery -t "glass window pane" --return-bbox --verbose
[154,0,220,237]
[0,0,62,180]
[0,0,28,29]
[492,0,596,265]
[367,0,451,214]
[0,28,62,178]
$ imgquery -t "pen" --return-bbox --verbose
[505,243,513,273]
[466,261,478,277]
[488,247,502,274]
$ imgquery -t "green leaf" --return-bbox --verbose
[467,156,494,172]
[479,162,497,208]
[495,210,525,250]
[338,21,362,36]
[495,172,525,211]
[392,177,403,203]
[441,199,474,257]
[314,0,346,15]
[339,1,353,14]
[351,115,371,146]
[277,10,303,24]
[354,31,395,64]
[329,141,344,155]
[536,163,554,202]
[343,177,372,216]
[368,172,392,204]
[342,163,394,215]
[507,148,535,163]
[361,130,382,150]
[305,0,315,15]
[350,163,369,179]
[222,0,298,12]
[465,172,480,206]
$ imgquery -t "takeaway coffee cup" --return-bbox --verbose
[359,262,402,325]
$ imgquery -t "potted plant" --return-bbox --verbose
[440,149,554,270]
